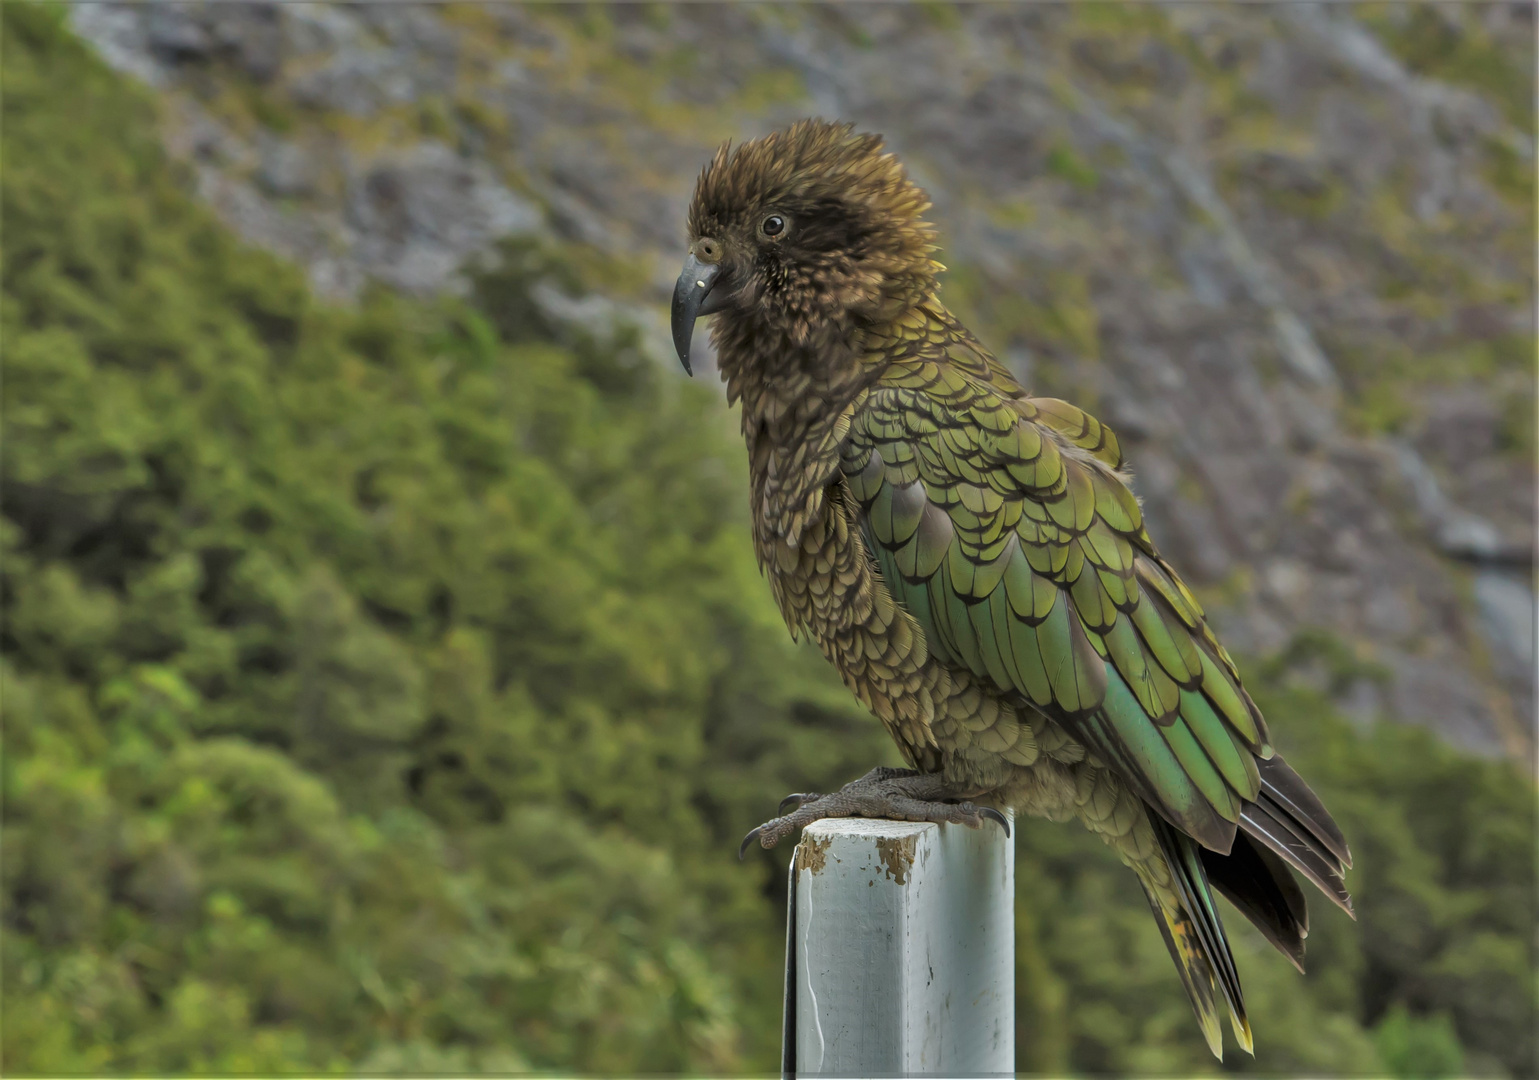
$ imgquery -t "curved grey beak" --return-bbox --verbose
[670,254,725,375]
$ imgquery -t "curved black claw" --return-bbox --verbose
[778,792,820,815]
[738,825,765,860]
[978,806,1011,838]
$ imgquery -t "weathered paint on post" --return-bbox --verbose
[786,818,1014,1078]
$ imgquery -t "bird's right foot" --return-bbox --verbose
[740,766,1009,858]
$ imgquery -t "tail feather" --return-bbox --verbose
[1137,879,1225,1058]
[1240,798,1354,917]
[1143,814,1252,1060]
[1255,753,1352,867]
[1230,752,1354,919]
[1201,831,1309,972]
[1132,754,1352,1057]
[1202,750,1353,976]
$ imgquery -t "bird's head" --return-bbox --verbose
[671,119,941,374]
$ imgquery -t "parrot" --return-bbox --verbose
[669,118,1352,1059]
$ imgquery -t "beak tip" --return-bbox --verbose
[672,332,695,376]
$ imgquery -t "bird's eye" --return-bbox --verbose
[761,214,786,238]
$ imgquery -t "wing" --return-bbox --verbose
[842,316,1271,853]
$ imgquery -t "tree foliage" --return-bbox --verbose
[3,6,1533,1076]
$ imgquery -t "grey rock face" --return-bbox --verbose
[345,143,543,296]
[68,1,1535,758]
[256,135,316,198]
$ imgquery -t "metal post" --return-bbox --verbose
[783,818,1014,1078]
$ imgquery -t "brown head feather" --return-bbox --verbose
[685,119,942,332]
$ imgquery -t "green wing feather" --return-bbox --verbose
[844,317,1270,851]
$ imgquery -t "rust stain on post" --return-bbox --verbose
[875,833,917,885]
[798,834,832,875]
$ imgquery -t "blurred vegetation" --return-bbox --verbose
[3,6,1534,1077]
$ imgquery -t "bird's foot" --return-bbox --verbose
[739,766,1009,858]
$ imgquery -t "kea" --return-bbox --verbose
[670,119,1352,1059]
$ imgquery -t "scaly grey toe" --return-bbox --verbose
[740,769,1006,856]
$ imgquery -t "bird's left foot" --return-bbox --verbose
[739,766,1009,858]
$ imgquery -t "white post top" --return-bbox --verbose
[785,817,1015,1079]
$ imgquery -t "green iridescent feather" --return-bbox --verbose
[844,354,1274,850]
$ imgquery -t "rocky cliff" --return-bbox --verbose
[69,1,1535,758]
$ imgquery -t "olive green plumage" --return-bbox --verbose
[675,119,1352,1060]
